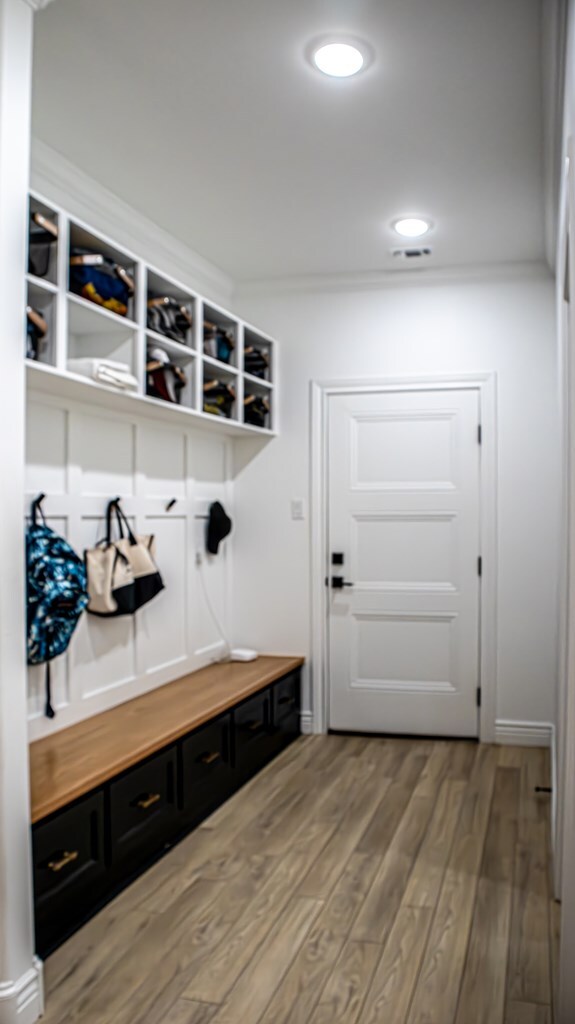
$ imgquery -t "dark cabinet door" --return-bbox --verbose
[109,746,178,869]
[33,791,105,955]
[273,671,301,733]
[181,714,233,825]
[233,688,275,782]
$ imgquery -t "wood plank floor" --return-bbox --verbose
[42,735,557,1024]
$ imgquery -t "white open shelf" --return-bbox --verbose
[26,273,58,296]
[25,190,278,437]
[203,353,239,376]
[68,291,139,332]
[146,329,196,362]
[244,371,273,390]
[26,360,274,438]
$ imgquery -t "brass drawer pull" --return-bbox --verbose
[247,719,264,732]
[199,751,221,765]
[278,695,296,706]
[136,793,161,810]
[47,850,79,873]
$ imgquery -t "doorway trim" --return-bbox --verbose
[310,372,497,741]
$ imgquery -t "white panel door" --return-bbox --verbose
[328,387,481,737]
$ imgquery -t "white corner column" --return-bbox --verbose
[0,0,43,1021]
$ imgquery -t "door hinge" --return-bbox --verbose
[477,424,482,444]
[476,687,482,708]
[477,556,482,576]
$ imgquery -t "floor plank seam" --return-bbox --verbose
[404,745,499,1024]
[342,747,447,1022]
[402,753,478,1024]
[452,759,501,1024]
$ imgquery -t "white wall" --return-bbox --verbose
[234,270,559,729]
[26,391,234,740]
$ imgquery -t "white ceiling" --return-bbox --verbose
[32,0,546,282]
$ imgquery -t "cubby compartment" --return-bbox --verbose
[244,383,272,431]
[146,338,196,409]
[203,365,237,421]
[26,280,57,367]
[28,195,59,286]
[68,222,137,323]
[146,268,195,349]
[203,302,239,368]
[67,295,139,393]
[244,327,273,383]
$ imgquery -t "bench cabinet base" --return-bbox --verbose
[32,667,301,957]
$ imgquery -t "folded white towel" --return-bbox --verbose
[67,358,139,393]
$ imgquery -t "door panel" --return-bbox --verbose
[328,388,480,737]
[353,513,456,588]
[353,412,456,488]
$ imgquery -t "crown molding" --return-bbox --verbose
[30,138,234,307]
[234,260,553,301]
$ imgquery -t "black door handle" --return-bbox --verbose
[331,576,354,589]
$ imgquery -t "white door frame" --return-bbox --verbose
[310,372,498,741]
[557,142,575,1024]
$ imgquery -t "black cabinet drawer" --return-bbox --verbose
[271,670,301,752]
[181,714,233,824]
[109,747,178,866]
[273,671,301,726]
[33,791,105,906]
[234,689,274,780]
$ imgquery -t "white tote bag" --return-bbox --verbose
[86,499,164,617]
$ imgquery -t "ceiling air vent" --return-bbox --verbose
[392,247,432,260]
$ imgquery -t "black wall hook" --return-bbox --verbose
[166,498,177,512]
[31,492,47,524]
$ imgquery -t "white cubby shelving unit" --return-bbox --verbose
[24,191,277,437]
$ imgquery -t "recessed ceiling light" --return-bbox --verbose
[393,217,432,238]
[313,42,365,78]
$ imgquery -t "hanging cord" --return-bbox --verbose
[195,550,231,661]
[45,663,55,719]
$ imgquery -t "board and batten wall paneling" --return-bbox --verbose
[26,391,233,741]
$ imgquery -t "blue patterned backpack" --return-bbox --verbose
[26,494,89,718]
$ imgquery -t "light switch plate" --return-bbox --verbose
[291,498,305,520]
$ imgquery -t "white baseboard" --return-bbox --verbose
[495,719,553,747]
[0,958,43,1024]
[300,710,314,735]
[302,713,554,746]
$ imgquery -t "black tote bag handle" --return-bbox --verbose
[105,498,137,546]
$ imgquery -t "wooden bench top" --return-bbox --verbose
[29,655,305,824]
